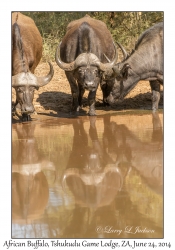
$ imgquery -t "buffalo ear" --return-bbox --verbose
[120,63,131,80]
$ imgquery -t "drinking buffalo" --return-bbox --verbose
[55,14,124,116]
[12,12,54,121]
[106,22,163,111]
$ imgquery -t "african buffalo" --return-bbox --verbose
[106,22,163,111]
[55,14,124,116]
[12,12,54,121]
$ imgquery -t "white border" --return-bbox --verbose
[1,1,175,249]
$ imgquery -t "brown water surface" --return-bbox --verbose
[12,111,163,238]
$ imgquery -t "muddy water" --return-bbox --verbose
[12,111,163,239]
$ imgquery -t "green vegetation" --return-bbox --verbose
[21,11,163,62]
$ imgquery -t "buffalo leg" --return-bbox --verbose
[78,85,85,111]
[100,81,110,106]
[100,79,115,106]
[88,90,97,116]
[150,80,160,111]
[12,100,18,113]
[65,72,79,112]
[151,112,163,143]
[22,114,31,121]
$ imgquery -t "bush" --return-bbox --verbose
[21,11,163,62]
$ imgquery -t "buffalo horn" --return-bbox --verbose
[103,53,110,62]
[98,41,118,72]
[12,74,20,87]
[104,164,123,191]
[55,41,119,74]
[55,42,77,71]
[12,62,54,88]
[61,168,80,192]
[103,52,121,78]
[61,164,123,191]
[37,62,54,87]
[116,41,128,60]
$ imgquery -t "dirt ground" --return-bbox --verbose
[12,61,163,117]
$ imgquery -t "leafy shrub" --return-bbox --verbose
[21,11,163,62]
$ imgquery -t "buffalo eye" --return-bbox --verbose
[78,68,85,73]
[77,68,86,78]
[93,69,98,76]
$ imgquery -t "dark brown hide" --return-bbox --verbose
[55,15,119,115]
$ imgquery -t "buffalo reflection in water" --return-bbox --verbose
[12,112,163,238]
[62,116,123,209]
[61,112,163,238]
[102,112,163,195]
[12,123,55,224]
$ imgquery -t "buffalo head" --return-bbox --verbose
[102,42,131,104]
[12,62,54,115]
[55,41,118,92]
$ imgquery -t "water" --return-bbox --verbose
[12,111,163,238]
